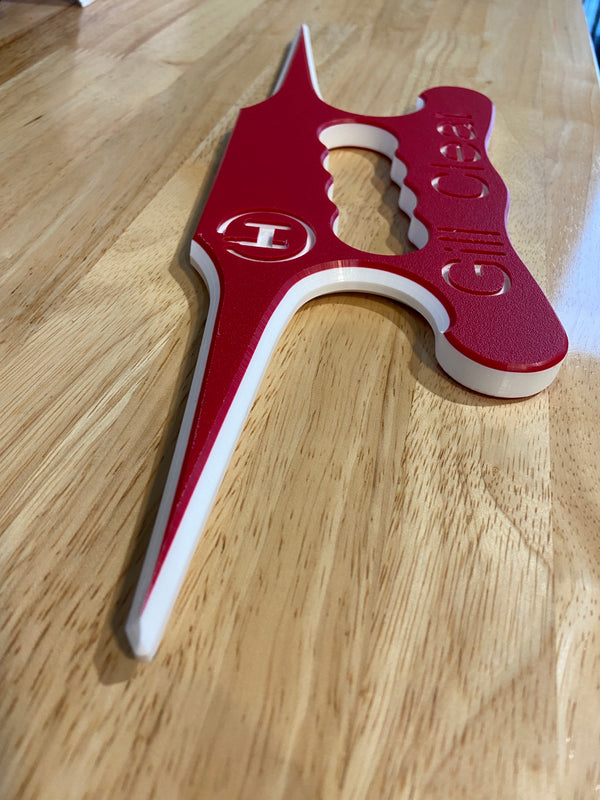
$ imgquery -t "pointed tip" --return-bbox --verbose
[125,616,155,661]
[298,22,311,48]
[271,24,323,99]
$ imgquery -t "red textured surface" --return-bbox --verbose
[146,30,568,599]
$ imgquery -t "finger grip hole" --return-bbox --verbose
[325,148,415,255]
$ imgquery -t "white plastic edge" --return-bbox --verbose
[125,242,220,659]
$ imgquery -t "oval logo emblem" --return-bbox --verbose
[217,211,315,262]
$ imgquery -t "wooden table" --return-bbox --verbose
[1,1,598,797]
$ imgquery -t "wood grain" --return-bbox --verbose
[0,0,598,798]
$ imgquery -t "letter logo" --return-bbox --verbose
[218,211,315,262]
[442,260,511,295]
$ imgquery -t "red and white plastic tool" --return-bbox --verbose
[126,25,567,659]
